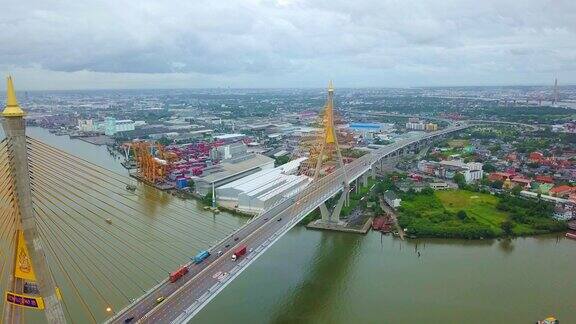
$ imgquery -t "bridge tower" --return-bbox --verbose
[552,78,559,106]
[311,81,349,223]
[2,77,67,323]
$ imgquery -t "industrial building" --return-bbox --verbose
[216,157,310,214]
[348,122,395,139]
[105,117,136,135]
[194,153,275,195]
[212,142,247,160]
[77,117,140,135]
[214,133,246,143]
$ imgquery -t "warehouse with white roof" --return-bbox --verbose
[216,157,310,214]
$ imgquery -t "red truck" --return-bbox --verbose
[169,265,189,283]
[231,245,247,261]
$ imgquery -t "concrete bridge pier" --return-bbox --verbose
[319,182,349,224]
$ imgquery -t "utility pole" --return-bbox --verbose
[212,182,216,209]
[2,76,67,324]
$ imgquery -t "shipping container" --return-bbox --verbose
[169,265,189,283]
[232,245,247,261]
[192,250,210,264]
[176,178,189,189]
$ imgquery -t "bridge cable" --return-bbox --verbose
[29,180,171,278]
[27,137,244,228]
[36,224,98,324]
[27,140,240,238]
[31,193,150,296]
[27,157,216,252]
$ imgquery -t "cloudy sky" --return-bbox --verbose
[1,0,575,90]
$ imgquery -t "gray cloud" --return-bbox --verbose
[1,0,575,89]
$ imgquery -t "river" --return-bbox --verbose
[5,127,576,323]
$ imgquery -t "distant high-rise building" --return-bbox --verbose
[406,122,426,131]
[425,123,438,132]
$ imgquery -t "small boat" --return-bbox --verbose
[536,316,559,324]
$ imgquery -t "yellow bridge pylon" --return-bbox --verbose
[300,81,350,223]
[1,76,67,323]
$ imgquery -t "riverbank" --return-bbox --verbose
[398,189,567,239]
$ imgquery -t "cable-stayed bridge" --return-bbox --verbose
[0,77,470,324]
[116,124,468,324]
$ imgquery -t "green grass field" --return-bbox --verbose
[435,190,535,235]
[436,190,504,232]
[398,189,545,238]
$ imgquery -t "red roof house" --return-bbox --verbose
[511,177,532,188]
[488,172,512,182]
[535,175,554,184]
[549,185,576,197]
[529,152,544,162]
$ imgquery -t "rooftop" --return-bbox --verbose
[214,133,245,140]
[198,154,274,184]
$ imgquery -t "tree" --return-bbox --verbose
[274,155,290,167]
[420,187,434,195]
[453,172,466,189]
[490,180,503,189]
[202,192,213,206]
[372,203,383,215]
[511,185,522,196]
[501,219,514,236]
[157,136,171,146]
[456,210,468,221]
[482,163,496,172]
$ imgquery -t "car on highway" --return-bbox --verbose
[264,217,268,220]
[156,296,165,304]
[225,244,230,248]
[234,237,239,241]
[217,250,223,256]
[124,316,135,323]
[277,218,282,221]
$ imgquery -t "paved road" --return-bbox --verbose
[108,124,469,324]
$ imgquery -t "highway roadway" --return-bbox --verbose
[107,124,469,324]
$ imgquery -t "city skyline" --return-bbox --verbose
[1,0,575,90]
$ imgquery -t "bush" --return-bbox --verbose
[202,192,213,206]
[420,187,435,195]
